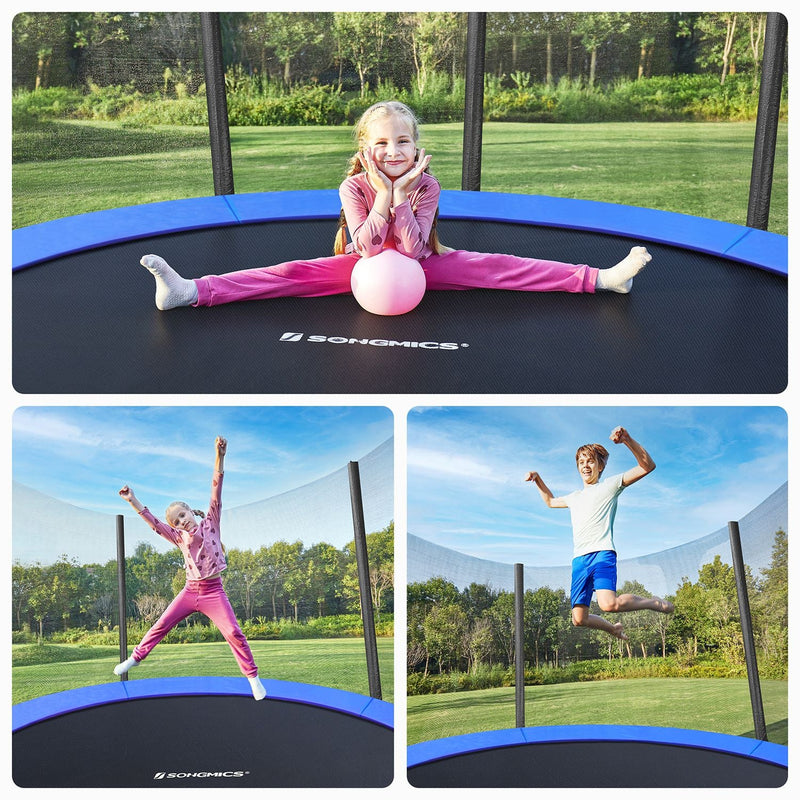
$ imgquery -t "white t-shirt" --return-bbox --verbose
[563,472,626,557]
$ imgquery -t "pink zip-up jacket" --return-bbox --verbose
[138,471,226,581]
[339,171,440,260]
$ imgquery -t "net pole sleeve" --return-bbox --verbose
[116,514,128,682]
[200,12,235,196]
[349,461,382,699]
[728,520,768,740]
[515,563,525,727]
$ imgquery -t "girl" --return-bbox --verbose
[115,435,267,701]
[140,100,651,311]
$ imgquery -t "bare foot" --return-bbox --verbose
[596,246,652,293]
[611,622,629,641]
[652,596,674,614]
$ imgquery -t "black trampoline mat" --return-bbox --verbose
[13,694,393,787]
[13,219,787,394]
[407,740,787,788]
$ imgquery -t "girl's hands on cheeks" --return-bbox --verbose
[358,147,392,195]
[393,148,431,194]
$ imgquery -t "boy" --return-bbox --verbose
[525,426,673,641]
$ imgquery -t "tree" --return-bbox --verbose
[333,12,391,96]
[260,12,327,86]
[486,591,516,666]
[753,529,788,669]
[305,542,344,617]
[423,602,468,672]
[343,523,394,621]
[573,12,631,87]
[262,539,303,620]
[524,586,562,668]
[399,12,462,96]
[12,562,37,630]
[224,547,265,620]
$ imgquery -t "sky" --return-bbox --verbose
[12,405,393,516]
[407,405,787,567]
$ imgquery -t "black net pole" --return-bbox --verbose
[746,12,787,230]
[116,515,128,682]
[348,461,382,699]
[200,12,235,196]
[514,563,525,727]
[461,12,486,192]
[728,521,768,740]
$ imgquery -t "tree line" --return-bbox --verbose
[12,524,393,640]
[13,12,776,96]
[408,529,787,681]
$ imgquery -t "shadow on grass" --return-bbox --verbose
[13,119,209,162]
[740,718,788,746]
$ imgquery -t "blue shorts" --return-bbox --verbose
[570,550,617,607]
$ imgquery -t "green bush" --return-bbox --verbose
[406,653,767,695]
[11,72,777,129]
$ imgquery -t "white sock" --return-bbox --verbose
[140,254,199,310]
[114,656,139,676]
[596,246,652,293]
[248,675,267,701]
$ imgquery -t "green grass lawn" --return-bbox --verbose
[407,677,788,746]
[12,120,788,235]
[12,637,394,705]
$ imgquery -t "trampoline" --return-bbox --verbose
[13,676,393,787]
[407,724,788,788]
[12,189,786,394]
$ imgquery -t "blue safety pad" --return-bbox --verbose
[13,676,393,732]
[407,724,787,768]
[13,189,787,275]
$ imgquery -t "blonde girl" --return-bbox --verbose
[116,436,266,701]
[140,100,650,310]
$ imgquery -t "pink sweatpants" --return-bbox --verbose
[194,250,598,306]
[132,577,258,677]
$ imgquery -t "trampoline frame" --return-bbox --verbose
[12,675,393,733]
[407,723,787,771]
[12,188,788,276]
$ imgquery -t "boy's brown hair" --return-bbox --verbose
[575,443,609,473]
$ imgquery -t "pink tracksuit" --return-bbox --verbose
[193,173,598,306]
[132,471,258,677]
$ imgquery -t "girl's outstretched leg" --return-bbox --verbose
[422,246,652,294]
[595,246,652,293]
[422,250,597,293]
[141,254,199,310]
[193,254,358,307]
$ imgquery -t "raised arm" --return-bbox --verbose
[119,485,144,513]
[525,471,568,508]
[610,426,655,486]
[215,435,226,474]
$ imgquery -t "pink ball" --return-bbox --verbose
[350,249,427,315]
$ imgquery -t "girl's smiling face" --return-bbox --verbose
[363,115,417,179]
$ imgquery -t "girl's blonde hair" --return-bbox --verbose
[333,100,441,256]
[166,501,204,524]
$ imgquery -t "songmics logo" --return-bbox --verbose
[280,332,469,350]
[153,770,248,780]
